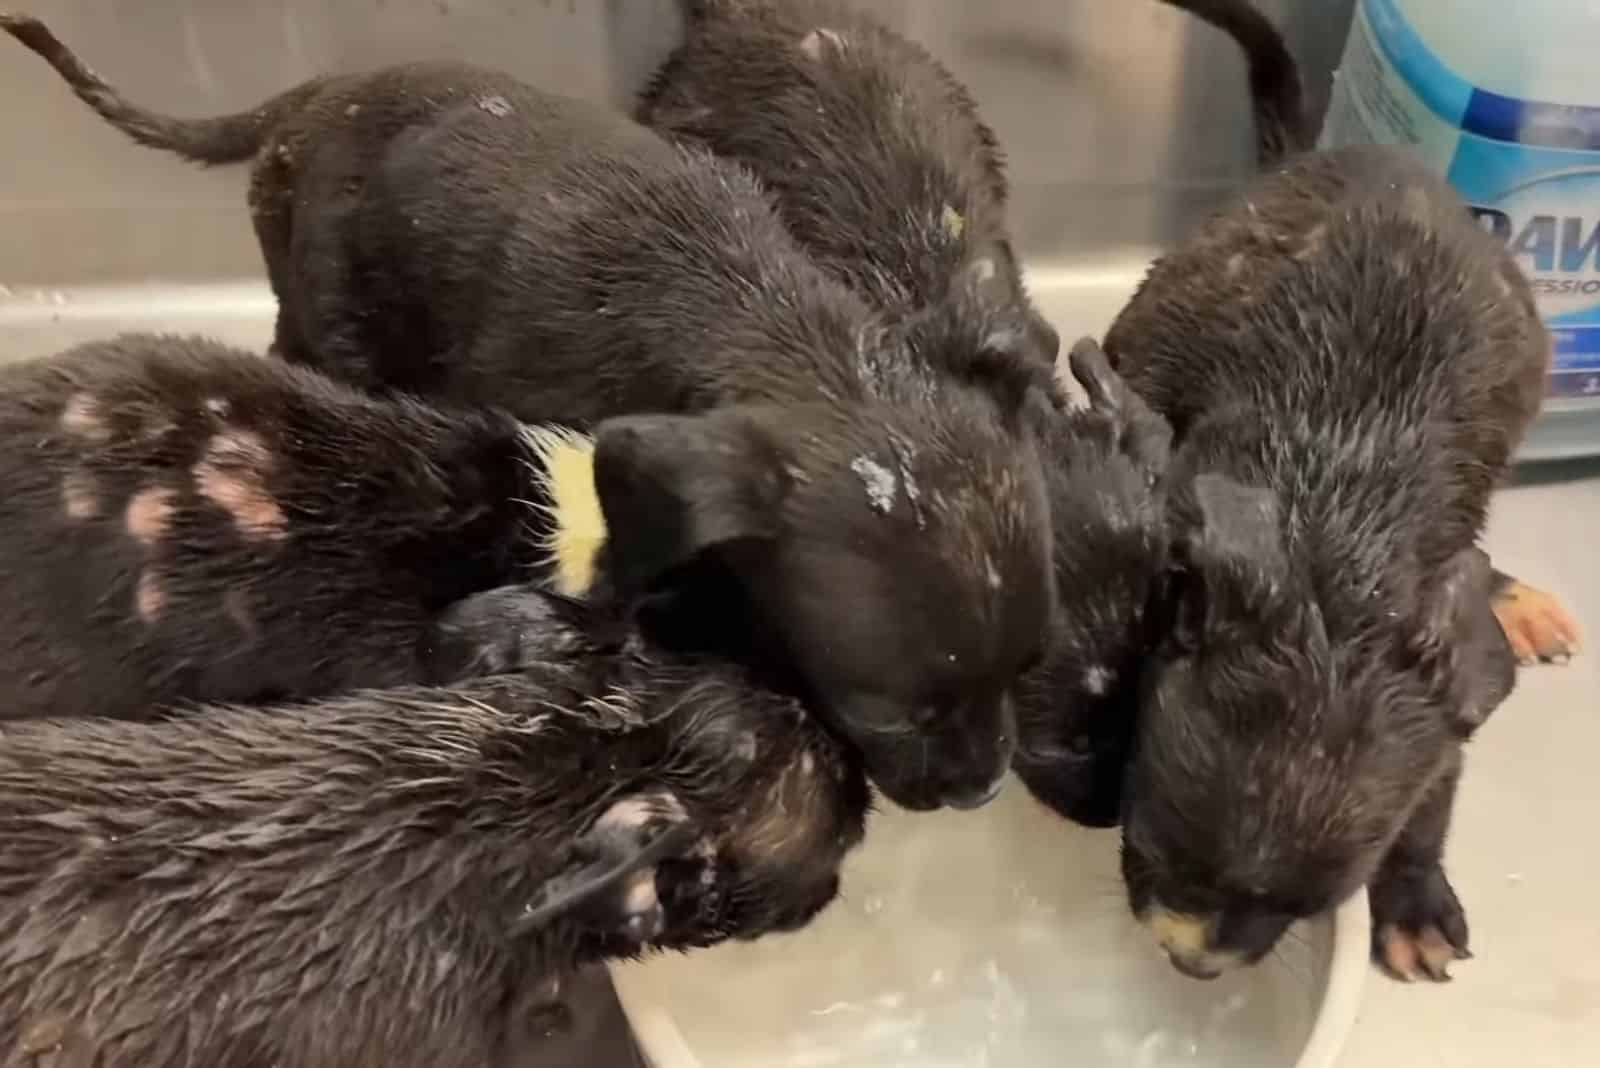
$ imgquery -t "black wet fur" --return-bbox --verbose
[0,333,599,720]
[637,0,1061,380]
[1155,0,1550,659]
[1,21,1058,811]
[1011,339,1174,828]
[1106,145,1546,973]
[0,595,869,1068]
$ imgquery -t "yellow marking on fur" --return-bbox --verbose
[1146,908,1211,955]
[941,204,966,241]
[522,425,606,597]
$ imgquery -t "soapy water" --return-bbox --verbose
[614,783,1320,1068]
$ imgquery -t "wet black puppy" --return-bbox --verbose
[631,0,1319,378]
[1105,144,1544,983]
[0,332,679,719]
[2,17,1058,812]
[637,0,1060,375]
[1009,339,1173,828]
[0,592,869,1068]
[1166,0,1581,663]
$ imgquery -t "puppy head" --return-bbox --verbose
[1120,471,1505,979]
[653,670,871,946]
[757,396,1055,813]
[1012,339,1172,828]
[595,394,1052,812]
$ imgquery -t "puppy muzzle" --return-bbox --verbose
[1142,908,1246,981]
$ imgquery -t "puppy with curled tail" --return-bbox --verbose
[0,595,869,1068]
[2,12,1056,815]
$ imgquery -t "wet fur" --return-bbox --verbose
[0,333,614,719]
[637,0,1060,377]
[626,0,1341,826]
[0,18,1056,811]
[1106,145,1546,974]
[0,594,868,1068]
[1011,340,1173,828]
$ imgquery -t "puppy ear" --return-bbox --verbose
[1023,308,1062,367]
[1168,472,1286,647]
[1411,546,1516,736]
[593,410,791,597]
[1185,473,1285,591]
[904,292,1064,415]
[980,325,1064,415]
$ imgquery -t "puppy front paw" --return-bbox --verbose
[522,791,696,944]
[1368,861,1471,982]
[654,839,729,944]
[424,585,586,682]
[1492,578,1581,665]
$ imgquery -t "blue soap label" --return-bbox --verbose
[1322,0,1600,401]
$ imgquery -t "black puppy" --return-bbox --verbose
[631,0,1319,378]
[3,15,1055,813]
[0,332,690,719]
[1106,144,1543,983]
[1009,339,1174,828]
[1168,0,1581,664]
[0,592,869,1068]
[638,0,1060,375]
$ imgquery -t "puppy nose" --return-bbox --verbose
[1167,953,1223,981]
[942,775,1005,811]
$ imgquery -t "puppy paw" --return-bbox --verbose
[424,585,585,682]
[1492,579,1582,665]
[1368,862,1471,982]
[654,838,728,941]
[523,791,695,943]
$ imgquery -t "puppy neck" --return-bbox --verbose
[519,424,607,597]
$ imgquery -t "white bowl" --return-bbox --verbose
[611,779,1368,1068]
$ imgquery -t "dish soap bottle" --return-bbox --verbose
[1320,0,1600,459]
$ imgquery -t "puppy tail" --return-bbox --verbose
[1157,0,1314,167]
[1,12,310,165]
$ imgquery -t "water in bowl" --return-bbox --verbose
[615,783,1319,1068]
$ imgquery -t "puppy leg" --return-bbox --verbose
[519,791,695,944]
[266,308,317,366]
[1368,758,1471,982]
[1489,568,1582,665]
[421,586,604,684]
[249,156,313,368]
